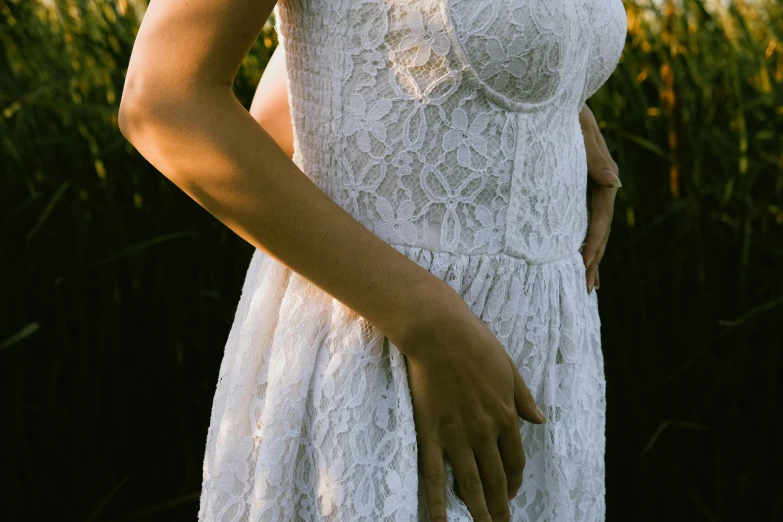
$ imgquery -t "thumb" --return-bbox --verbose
[589,167,622,189]
[583,124,622,188]
[511,360,546,424]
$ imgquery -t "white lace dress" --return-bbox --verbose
[198,0,627,520]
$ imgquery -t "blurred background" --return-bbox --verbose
[2,0,781,520]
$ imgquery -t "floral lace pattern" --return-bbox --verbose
[198,0,626,520]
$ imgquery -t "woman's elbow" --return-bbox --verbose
[118,96,143,141]
[118,73,154,141]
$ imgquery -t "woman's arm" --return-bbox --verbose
[117,0,450,350]
[249,44,294,159]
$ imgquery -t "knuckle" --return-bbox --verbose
[438,412,459,429]
[438,420,464,442]
[506,454,526,474]
[424,469,445,486]
[506,475,523,493]
[500,414,518,431]
[485,474,507,493]
[506,475,523,492]
[471,427,495,443]
[506,400,520,417]
[470,414,494,434]
[461,475,483,493]
[427,499,447,516]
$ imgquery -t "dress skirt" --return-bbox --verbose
[198,243,606,522]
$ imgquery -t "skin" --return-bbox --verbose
[578,103,623,293]
[119,3,619,520]
[249,45,294,160]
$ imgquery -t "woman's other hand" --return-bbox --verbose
[400,286,546,522]
[579,103,622,294]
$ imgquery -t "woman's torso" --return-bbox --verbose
[274,0,627,264]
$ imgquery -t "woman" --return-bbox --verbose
[119,0,625,519]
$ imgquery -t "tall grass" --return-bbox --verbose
[590,0,783,519]
[1,0,781,520]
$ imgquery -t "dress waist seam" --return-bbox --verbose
[389,243,585,267]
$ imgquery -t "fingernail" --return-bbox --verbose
[535,405,547,423]
[601,169,622,188]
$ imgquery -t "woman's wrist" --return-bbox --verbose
[384,273,463,359]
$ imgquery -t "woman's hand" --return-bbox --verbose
[579,103,622,294]
[400,286,546,522]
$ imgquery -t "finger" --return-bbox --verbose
[594,267,601,291]
[582,109,622,188]
[447,445,492,522]
[474,441,511,520]
[586,237,608,294]
[420,439,449,522]
[582,219,605,272]
[591,187,615,249]
[497,421,525,499]
[586,176,597,218]
[583,185,616,270]
[510,356,546,424]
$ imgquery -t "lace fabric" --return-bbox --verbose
[198,0,626,520]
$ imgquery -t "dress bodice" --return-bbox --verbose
[274,0,627,264]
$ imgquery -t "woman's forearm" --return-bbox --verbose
[118,84,449,351]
